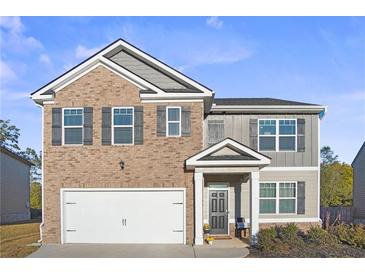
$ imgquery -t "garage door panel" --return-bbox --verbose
[62,190,185,244]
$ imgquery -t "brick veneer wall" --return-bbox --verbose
[42,66,204,244]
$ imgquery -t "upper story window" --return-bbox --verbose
[259,182,297,214]
[258,119,297,152]
[63,108,83,145]
[207,120,224,146]
[166,107,181,137]
[113,107,134,144]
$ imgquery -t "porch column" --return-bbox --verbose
[194,171,204,245]
[250,171,260,245]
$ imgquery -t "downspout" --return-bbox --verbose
[34,101,44,243]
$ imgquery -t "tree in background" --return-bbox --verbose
[0,119,20,151]
[320,146,353,207]
[30,182,42,209]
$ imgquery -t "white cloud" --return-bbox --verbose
[0,60,17,82]
[206,16,223,29]
[75,45,101,59]
[0,88,29,101]
[39,54,52,65]
[0,16,43,52]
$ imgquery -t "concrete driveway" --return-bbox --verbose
[28,239,249,258]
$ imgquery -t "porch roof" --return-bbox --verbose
[185,138,271,170]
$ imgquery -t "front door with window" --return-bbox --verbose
[209,190,228,234]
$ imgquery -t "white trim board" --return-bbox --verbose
[261,166,319,171]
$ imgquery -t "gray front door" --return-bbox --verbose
[209,190,228,234]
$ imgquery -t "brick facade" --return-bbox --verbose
[42,66,204,244]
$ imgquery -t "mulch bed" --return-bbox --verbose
[248,242,365,258]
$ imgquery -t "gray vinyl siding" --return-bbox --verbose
[0,151,31,224]
[353,148,365,219]
[110,50,187,90]
[204,113,319,167]
[202,170,319,223]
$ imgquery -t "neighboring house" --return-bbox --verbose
[30,39,326,245]
[0,146,33,224]
[352,142,365,223]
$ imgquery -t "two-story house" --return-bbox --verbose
[31,39,326,246]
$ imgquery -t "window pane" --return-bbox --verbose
[279,183,296,197]
[114,127,133,144]
[259,136,276,151]
[64,109,83,126]
[259,120,276,135]
[279,199,296,213]
[279,136,295,151]
[114,108,133,126]
[260,183,276,198]
[168,122,180,136]
[279,120,296,135]
[64,128,82,144]
[168,108,180,122]
[260,199,276,214]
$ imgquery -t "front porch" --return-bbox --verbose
[185,138,271,246]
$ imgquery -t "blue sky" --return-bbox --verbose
[1,16,364,163]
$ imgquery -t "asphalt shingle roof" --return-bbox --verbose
[213,98,319,106]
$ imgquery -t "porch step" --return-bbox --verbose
[209,235,232,240]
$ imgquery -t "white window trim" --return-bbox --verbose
[258,118,297,152]
[166,106,181,137]
[259,181,297,215]
[111,106,134,145]
[62,107,84,146]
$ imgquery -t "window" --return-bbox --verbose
[166,107,181,137]
[279,120,296,151]
[113,107,134,144]
[207,120,224,146]
[259,182,297,214]
[259,120,276,151]
[63,108,83,145]
[258,119,297,152]
[259,183,276,213]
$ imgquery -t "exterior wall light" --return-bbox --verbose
[119,160,125,170]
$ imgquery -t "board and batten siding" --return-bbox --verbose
[204,114,319,167]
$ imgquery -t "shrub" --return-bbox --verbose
[331,224,365,248]
[257,227,278,251]
[277,223,303,246]
[306,225,338,246]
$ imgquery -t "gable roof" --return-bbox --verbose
[185,138,271,170]
[0,146,34,166]
[352,142,365,167]
[30,38,213,105]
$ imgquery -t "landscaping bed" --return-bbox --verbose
[249,223,365,258]
[0,221,41,258]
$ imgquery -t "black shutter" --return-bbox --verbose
[249,119,258,150]
[297,181,306,214]
[181,106,191,137]
[156,106,166,137]
[102,107,111,145]
[297,119,305,152]
[134,106,143,145]
[52,108,62,146]
[83,107,93,145]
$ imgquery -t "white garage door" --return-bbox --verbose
[61,189,185,244]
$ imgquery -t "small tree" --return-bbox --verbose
[19,147,42,183]
[30,182,42,209]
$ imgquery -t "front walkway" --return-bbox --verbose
[28,239,249,258]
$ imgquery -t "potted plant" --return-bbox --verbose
[203,223,211,234]
[206,236,214,245]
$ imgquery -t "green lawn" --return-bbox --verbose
[0,221,41,258]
